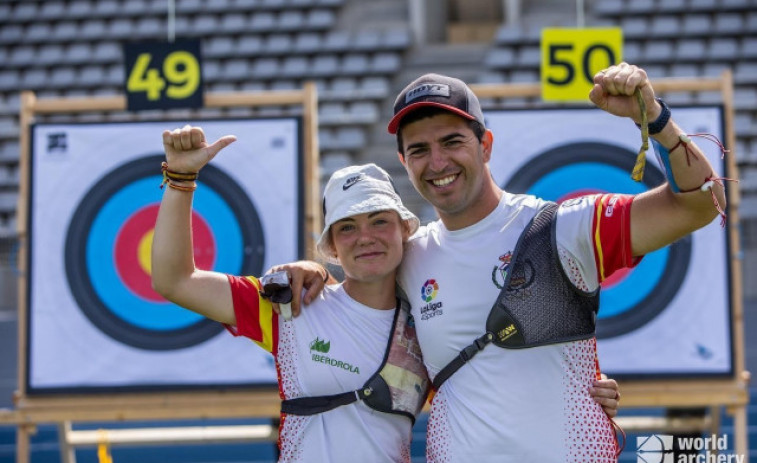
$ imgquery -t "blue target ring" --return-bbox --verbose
[66,155,266,350]
[87,177,243,330]
[504,142,692,339]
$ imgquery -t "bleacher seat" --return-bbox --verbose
[79,66,106,87]
[360,77,390,99]
[52,22,80,42]
[341,54,369,75]
[627,0,655,15]
[620,17,649,38]
[110,19,135,40]
[293,33,323,54]
[206,37,235,58]
[37,44,66,66]
[93,0,119,17]
[485,49,515,69]
[251,58,281,78]
[715,13,746,35]
[644,41,675,62]
[67,0,93,19]
[281,56,309,78]
[658,0,686,13]
[370,53,400,73]
[236,36,263,56]
[593,0,623,17]
[382,29,412,50]
[220,14,248,34]
[494,25,527,45]
[80,20,107,40]
[103,64,124,86]
[0,72,20,92]
[193,15,219,35]
[669,63,701,78]
[25,23,52,44]
[202,61,223,81]
[516,47,540,68]
[747,11,757,33]
[622,42,643,62]
[0,141,19,163]
[223,59,251,80]
[742,38,757,59]
[278,11,305,30]
[708,38,739,60]
[354,31,381,51]
[311,55,339,77]
[209,0,238,13]
[67,43,94,65]
[676,39,707,62]
[306,10,335,29]
[682,15,712,37]
[264,34,294,55]
[92,43,121,64]
[649,16,681,38]
[8,46,36,68]
[39,2,67,20]
[0,25,23,45]
[50,68,78,89]
[123,0,150,17]
[323,31,351,52]
[250,12,276,32]
[12,3,38,22]
[697,90,723,105]
[689,0,719,12]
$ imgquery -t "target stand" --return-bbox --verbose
[1,86,320,463]
[469,72,750,460]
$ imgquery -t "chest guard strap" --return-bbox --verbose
[432,203,599,391]
[281,293,429,424]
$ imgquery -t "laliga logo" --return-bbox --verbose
[421,279,438,302]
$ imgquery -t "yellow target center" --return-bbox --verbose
[138,229,154,275]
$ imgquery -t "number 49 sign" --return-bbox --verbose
[123,40,204,111]
[541,28,623,102]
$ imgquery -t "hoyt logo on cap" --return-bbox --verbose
[387,73,485,134]
[405,84,450,103]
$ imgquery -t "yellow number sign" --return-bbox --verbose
[123,40,204,111]
[541,28,623,102]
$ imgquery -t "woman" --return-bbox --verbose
[151,125,619,462]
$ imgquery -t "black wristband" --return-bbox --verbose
[636,97,671,135]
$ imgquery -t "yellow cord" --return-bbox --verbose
[631,89,648,182]
[97,429,113,463]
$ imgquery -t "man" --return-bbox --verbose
[285,63,725,461]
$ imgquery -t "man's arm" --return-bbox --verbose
[590,63,726,257]
[151,125,238,325]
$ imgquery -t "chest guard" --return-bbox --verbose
[432,202,599,390]
[281,292,429,424]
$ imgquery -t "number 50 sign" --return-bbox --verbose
[123,40,204,111]
[541,28,623,102]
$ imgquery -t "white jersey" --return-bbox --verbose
[398,192,636,462]
[227,279,413,463]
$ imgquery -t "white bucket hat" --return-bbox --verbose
[317,164,420,264]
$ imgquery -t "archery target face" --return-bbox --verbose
[486,106,732,377]
[28,119,301,391]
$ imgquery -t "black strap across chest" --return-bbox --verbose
[432,202,599,391]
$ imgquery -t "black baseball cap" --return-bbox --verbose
[387,73,486,134]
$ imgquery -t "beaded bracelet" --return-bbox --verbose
[160,161,199,189]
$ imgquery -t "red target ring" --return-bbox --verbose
[114,204,216,302]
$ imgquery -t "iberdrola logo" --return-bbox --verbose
[310,337,331,353]
[421,279,438,302]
